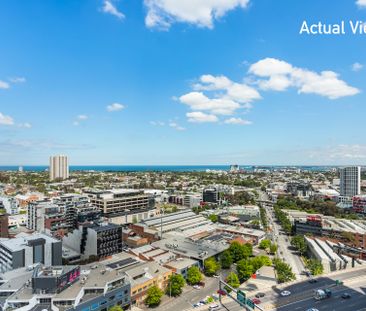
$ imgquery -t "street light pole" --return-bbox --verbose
[160,207,165,239]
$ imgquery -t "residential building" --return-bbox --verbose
[62,222,122,260]
[0,212,9,238]
[0,232,62,273]
[49,155,69,181]
[339,166,361,197]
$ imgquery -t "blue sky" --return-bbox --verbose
[0,0,366,165]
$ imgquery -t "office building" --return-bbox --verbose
[0,263,131,311]
[203,187,219,203]
[0,232,62,273]
[49,155,69,181]
[339,166,361,197]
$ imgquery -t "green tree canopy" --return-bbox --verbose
[108,306,124,311]
[225,272,240,292]
[220,250,233,269]
[204,257,220,276]
[236,259,254,282]
[273,258,296,283]
[259,239,271,250]
[166,274,185,297]
[229,242,253,263]
[208,214,219,223]
[306,259,323,276]
[291,235,307,255]
[145,286,164,307]
[269,243,278,254]
[186,266,203,285]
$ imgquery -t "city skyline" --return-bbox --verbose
[1,1,366,165]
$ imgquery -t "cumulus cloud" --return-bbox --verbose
[107,103,125,112]
[224,117,252,125]
[356,0,366,8]
[102,0,125,19]
[351,62,363,72]
[144,0,250,30]
[0,112,14,125]
[186,111,218,123]
[249,58,360,99]
[0,80,10,89]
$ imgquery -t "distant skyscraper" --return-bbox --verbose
[49,155,69,181]
[339,166,361,197]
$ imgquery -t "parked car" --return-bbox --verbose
[198,281,206,287]
[193,285,201,290]
[341,293,351,299]
[255,292,265,298]
[252,298,261,304]
[308,279,317,284]
[217,289,227,296]
[280,290,291,297]
[209,304,220,310]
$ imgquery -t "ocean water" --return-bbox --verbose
[0,165,337,172]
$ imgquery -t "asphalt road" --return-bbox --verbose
[191,267,366,311]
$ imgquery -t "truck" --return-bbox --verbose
[314,289,332,300]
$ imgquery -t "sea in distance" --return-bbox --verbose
[0,165,338,172]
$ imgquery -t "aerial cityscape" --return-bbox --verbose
[1,1,366,311]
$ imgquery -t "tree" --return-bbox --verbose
[236,259,254,282]
[225,272,240,292]
[291,235,307,255]
[145,286,163,307]
[220,250,233,269]
[250,256,272,271]
[229,242,252,263]
[259,239,271,250]
[306,259,323,276]
[204,257,220,276]
[273,258,295,283]
[109,306,123,311]
[166,274,185,297]
[269,243,278,255]
[209,214,219,223]
[186,266,202,285]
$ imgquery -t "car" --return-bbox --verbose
[213,274,220,278]
[193,285,201,290]
[308,279,317,284]
[252,298,261,304]
[306,309,319,311]
[305,271,311,277]
[280,290,291,297]
[208,304,220,310]
[341,293,351,299]
[217,289,227,296]
[255,292,265,298]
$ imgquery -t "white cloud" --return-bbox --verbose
[0,112,14,125]
[102,0,125,20]
[224,117,252,125]
[18,122,32,128]
[150,121,165,126]
[77,115,88,120]
[186,111,218,123]
[144,0,250,30]
[356,0,366,8]
[351,62,363,72]
[9,77,26,83]
[0,80,10,89]
[180,92,241,116]
[107,103,125,112]
[169,122,186,131]
[249,58,360,99]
